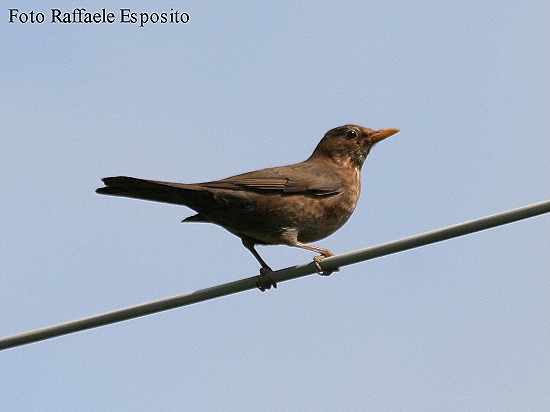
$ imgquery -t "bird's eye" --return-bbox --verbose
[346,129,358,139]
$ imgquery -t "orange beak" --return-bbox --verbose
[369,128,400,143]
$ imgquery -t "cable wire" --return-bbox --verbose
[1,200,549,351]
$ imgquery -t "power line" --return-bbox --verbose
[1,200,549,351]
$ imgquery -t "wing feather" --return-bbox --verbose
[200,162,343,196]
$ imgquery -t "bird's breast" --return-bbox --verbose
[294,169,361,242]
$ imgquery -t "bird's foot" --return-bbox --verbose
[313,255,339,276]
[256,268,277,292]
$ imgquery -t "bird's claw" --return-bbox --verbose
[256,268,277,291]
[313,255,339,276]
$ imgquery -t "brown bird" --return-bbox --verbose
[96,124,399,290]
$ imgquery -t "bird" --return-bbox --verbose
[96,124,399,290]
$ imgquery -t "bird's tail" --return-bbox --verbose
[96,176,205,207]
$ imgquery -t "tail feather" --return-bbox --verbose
[96,176,204,207]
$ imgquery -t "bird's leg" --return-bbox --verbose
[294,242,339,276]
[281,230,339,276]
[241,237,277,291]
[241,237,273,272]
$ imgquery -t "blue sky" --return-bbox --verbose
[1,1,548,410]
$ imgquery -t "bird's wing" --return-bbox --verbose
[200,162,344,196]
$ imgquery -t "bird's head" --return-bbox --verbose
[309,125,399,170]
